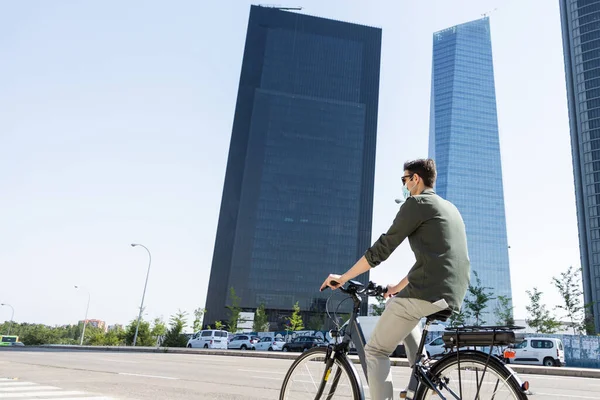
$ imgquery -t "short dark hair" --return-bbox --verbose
[403,158,437,187]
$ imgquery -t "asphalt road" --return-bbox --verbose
[1,348,599,399]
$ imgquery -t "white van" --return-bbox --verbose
[187,330,229,349]
[507,337,565,367]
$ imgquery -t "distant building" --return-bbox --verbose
[79,319,106,332]
[428,17,511,322]
[107,324,123,332]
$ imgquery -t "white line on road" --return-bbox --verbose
[251,376,281,381]
[0,391,85,398]
[118,372,178,380]
[41,398,115,400]
[0,383,36,387]
[239,369,285,374]
[0,386,60,392]
[534,392,599,399]
[97,358,138,364]
[525,373,600,382]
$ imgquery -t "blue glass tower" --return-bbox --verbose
[204,6,381,329]
[560,0,600,334]
[428,17,512,322]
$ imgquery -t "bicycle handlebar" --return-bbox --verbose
[327,280,388,297]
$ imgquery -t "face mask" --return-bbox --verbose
[402,176,415,200]
[402,183,411,200]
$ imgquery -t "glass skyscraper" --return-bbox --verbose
[560,0,600,334]
[428,17,512,322]
[204,5,381,329]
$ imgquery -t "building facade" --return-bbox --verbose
[560,0,600,333]
[204,5,382,329]
[428,17,512,322]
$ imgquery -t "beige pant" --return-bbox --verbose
[364,297,447,400]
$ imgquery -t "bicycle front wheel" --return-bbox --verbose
[415,351,528,400]
[279,346,363,400]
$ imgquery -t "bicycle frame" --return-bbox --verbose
[340,306,370,381]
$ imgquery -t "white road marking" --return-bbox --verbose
[534,392,599,399]
[0,383,37,387]
[251,376,280,380]
[97,358,138,364]
[118,372,178,380]
[0,386,60,392]
[238,369,285,374]
[0,391,85,398]
[45,398,115,400]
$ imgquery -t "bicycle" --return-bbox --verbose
[279,280,530,400]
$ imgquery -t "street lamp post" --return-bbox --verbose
[74,286,90,346]
[0,303,14,335]
[131,243,151,346]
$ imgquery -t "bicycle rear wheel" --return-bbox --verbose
[279,347,363,400]
[415,351,528,400]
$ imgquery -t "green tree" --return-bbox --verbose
[226,287,242,333]
[20,325,62,345]
[553,266,585,334]
[371,296,386,316]
[494,295,515,326]
[151,317,167,345]
[214,321,223,330]
[162,310,189,348]
[85,326,106,346]
[192,308,206,332]
[583,303,596,335]
[285,302,305,331]
[103,327,124,346]
[253,304,269,332]
[124,318,153,346]
[526,288,561,334]
[463,271,494,326]
[448,307,468,327]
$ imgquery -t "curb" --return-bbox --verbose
[26,345,600,379]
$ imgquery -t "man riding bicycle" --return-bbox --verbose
[321,158,471,400]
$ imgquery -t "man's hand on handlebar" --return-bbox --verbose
[320,274,345,291]
[384,284,398,299]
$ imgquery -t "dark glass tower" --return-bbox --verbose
[429,17,512,322]
[204,5,381,329]
[560,0,600,333]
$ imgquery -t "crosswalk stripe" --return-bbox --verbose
[36,398,115,400]
[0,386,60,392]
[39,398,115,400]
[0,381,15,383]
[0,391,85,398]
[0,383,36,387]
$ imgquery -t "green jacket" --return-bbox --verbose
[365,189,470,311]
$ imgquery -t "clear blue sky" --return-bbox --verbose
[0,0,579,328]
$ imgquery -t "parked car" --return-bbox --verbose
[186,330,229,349]
[506,338,565,367]
[340,316,407,358]
[282,336,327,352]
[424,336,446,358]
[228,334,256,350]
[254,336,285,351]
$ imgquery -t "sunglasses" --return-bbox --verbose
[401,174,414,184]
